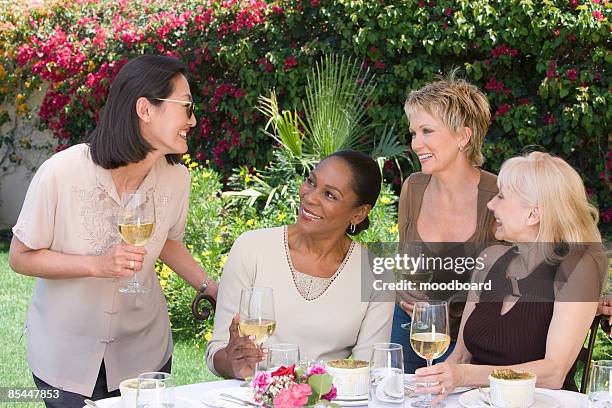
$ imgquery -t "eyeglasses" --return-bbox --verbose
[153,98,195,118]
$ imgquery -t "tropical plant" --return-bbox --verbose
[226,54,407,211]
[257,54,407,172]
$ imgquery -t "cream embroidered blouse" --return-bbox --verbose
[206,226,394,376]
[12,144,190,396]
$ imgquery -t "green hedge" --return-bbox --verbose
[1,0,609,228]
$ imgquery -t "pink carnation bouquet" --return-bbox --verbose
[250,364,339,408]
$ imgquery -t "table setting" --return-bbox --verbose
[86,291,592,408]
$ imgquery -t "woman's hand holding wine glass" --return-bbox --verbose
[223,315,269,380]
[410,301,451,408]
[118,190,155,294]
[93,242,147,279]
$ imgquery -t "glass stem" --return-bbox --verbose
[424,359,433,404]
[254,343,263,375]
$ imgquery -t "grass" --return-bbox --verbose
[0,248,217,407]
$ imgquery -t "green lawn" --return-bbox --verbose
[0,248,217,406]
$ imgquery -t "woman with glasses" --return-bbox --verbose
[9,55,217,407]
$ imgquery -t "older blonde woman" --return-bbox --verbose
[413,152,606,403]
[392,74,497,373]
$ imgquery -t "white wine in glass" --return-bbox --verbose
[118,190,155,294]
[239,287,276,375]
[410,301,450,408]
[238,319,277,344]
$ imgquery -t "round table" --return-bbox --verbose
[175,379,588,407]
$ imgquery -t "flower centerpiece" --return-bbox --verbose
[251,364,341,408]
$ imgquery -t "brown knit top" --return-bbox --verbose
[396,170,498,340]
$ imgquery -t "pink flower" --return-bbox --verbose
[284,56,298,71]
[495,103,511,116]
[593,10,605,21]
[543,113,556,125]
[444,7,453,16]
[322,384,338,401]
[306,364,327,375]
[374,61,386,70]
[251,371,272,395]
[566,68,579,81]
[273,383,312,408]
[519,98,530,105]
[311,0,320,6]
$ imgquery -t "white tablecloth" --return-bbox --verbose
[175,379,589,407]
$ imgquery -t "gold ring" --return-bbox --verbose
[129,260,135,270]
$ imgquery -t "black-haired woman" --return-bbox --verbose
[9,55,217,407]
[206,150,393,379]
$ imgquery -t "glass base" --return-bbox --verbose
[411,400,444,408]
[119,282,151,294]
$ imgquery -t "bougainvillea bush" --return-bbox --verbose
[1,0,609,229]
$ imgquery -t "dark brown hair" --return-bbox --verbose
[88,55,187,168]
[327,150,382,235]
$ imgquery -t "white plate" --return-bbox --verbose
[332,393,368,401]
[331,396,368,407]
[200,387,259,407]
[84,396,197,408]
[405,374,473,395]
[459,388,561,408]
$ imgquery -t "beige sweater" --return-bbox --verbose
[206,226,393,376]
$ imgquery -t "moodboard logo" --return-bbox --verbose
[360,241,609,303]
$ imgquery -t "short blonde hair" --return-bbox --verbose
[497,151,601,243]
[404,71,490,166]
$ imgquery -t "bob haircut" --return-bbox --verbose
[404,70,490,167]
[89,55,188,169]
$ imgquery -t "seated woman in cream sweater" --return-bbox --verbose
[206,150,394,379]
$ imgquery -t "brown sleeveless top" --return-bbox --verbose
[397,170,498,340]
[463,246,577,391]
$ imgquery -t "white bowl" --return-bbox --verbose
[488,372,537,408]
[325,360,369,397]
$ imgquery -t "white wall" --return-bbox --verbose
[0,87,55,229]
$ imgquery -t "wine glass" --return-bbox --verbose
[135,372,174,408]
[410,301,450,408]
[265,343,300,372]
[589,360,612,406]
[118,190,155,294]
[369,343,404,406]
[239,287,276,375]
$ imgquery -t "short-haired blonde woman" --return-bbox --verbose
[412,152,606,403]
[392,74,498,373]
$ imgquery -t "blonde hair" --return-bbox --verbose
[497,151,601,243]
[404,70,490,167]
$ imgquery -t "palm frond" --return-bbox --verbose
[371,124,408,161]
[303,54,376,158]
[257,91,306,157]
